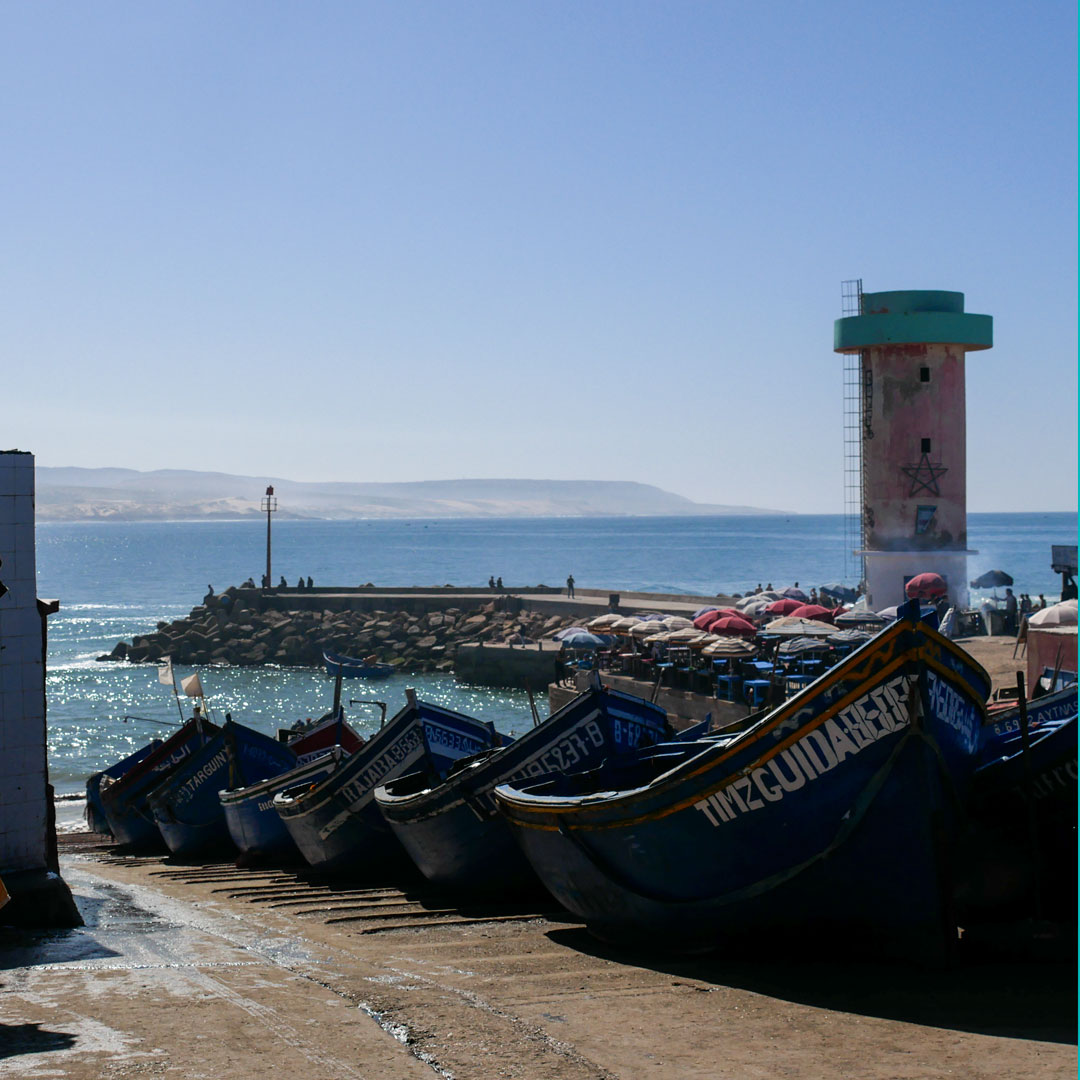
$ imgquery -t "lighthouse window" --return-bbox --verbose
[920,367,930,382]
[921,438,932,453]
[915,505,937,534]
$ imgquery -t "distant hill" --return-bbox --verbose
[35,468,786,521]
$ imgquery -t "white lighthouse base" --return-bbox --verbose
[860,549,975,612]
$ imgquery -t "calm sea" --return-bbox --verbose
[37,512,1076,794]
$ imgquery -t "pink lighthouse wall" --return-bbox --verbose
[834,290,993,611]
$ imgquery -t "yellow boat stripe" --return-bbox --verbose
[503,636,987,832]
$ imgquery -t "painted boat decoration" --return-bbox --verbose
[100,718,221,847]
[495,605,991,960]
[219,714,366,859]
[323,650,394,680]
[146,719,296,857]
[976,684,1078,763]
[959,685,1078,921]
[86,739,162,834]
[375,686,669,894]
[273,694,509,874]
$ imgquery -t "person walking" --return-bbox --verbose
[566,574,575,598]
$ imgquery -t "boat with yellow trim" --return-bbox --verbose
[494,601,990,962]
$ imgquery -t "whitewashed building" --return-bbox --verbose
[0,450,79,925]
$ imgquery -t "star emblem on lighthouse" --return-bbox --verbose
[901,454,948,496]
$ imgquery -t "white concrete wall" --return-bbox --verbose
[0,451,48,872]
[863,550,970,612]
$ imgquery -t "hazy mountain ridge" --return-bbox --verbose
[35,468,785,521]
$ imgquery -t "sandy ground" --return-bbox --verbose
[953,635,1029,697]
[0,827,1074,1080]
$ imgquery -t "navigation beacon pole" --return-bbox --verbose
[261,485,277,587]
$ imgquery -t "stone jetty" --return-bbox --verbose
[100,585,572,674]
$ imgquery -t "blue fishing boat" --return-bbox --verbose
[495,604,991,961]
[323,650,394,680]
[86,739,162,834]
[218,713,364,860]
[147,718,297,857]
[976,684,1078,762]
[100,718,221,847]
[375,686,669,894]
[959,685,1078,921]
[221,748,350,859]
[274,692,509,874]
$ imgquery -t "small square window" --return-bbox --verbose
[919,367,930,382]
[921,438,932,453]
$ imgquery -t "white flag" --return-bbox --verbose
[157,658,174,686]
[180,672,204,698]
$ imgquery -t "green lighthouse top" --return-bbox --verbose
[834,289,993,353]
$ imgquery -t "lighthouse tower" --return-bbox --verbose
[834,289,992,610]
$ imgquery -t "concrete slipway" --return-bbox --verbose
[0,823,1074,1080]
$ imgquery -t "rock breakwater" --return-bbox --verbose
[99,586,570,673]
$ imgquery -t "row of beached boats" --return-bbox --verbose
[87,601,1077,960]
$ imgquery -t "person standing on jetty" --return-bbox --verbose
[566,574,575,598]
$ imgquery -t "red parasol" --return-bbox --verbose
[765,598,804,617]
[905,572,947,600]
[788,604,835,623]
[697,607,741,631]
[709,615,757,638]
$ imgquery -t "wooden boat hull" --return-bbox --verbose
[221,750,347,858]
[959,687,1078,921]
[274,700,506,874]
[495,615,990,960]
[86,740,162,834]
[101,719,220,847]
[147,721,296,857]
[376,687,669,894]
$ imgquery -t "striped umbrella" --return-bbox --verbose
[828,628,874,645]
[736,597,774,619]
[762,616,837,637]
[609,616,644,633]
[587,613,623,632]
[662,616,696,630]
[777,635,832,656]
[702,637,758,658]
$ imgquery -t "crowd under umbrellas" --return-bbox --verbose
[564,592,897,707]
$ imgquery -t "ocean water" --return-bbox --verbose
[36,512,1076,793]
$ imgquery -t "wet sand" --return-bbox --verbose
[1,831,1074,1079]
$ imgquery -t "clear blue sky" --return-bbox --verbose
[3,2,1076,512]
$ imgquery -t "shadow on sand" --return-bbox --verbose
[0,1021,78,1059]
[546,926,1078,1044]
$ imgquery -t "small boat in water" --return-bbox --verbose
[274,691,509,874]
[375,685,669,895]
[146,718,296,857]
[495,604,991,961]
[86,739,163,834]
[220,712,366,860]
[100,717,221,847]
[324,650,394,680]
